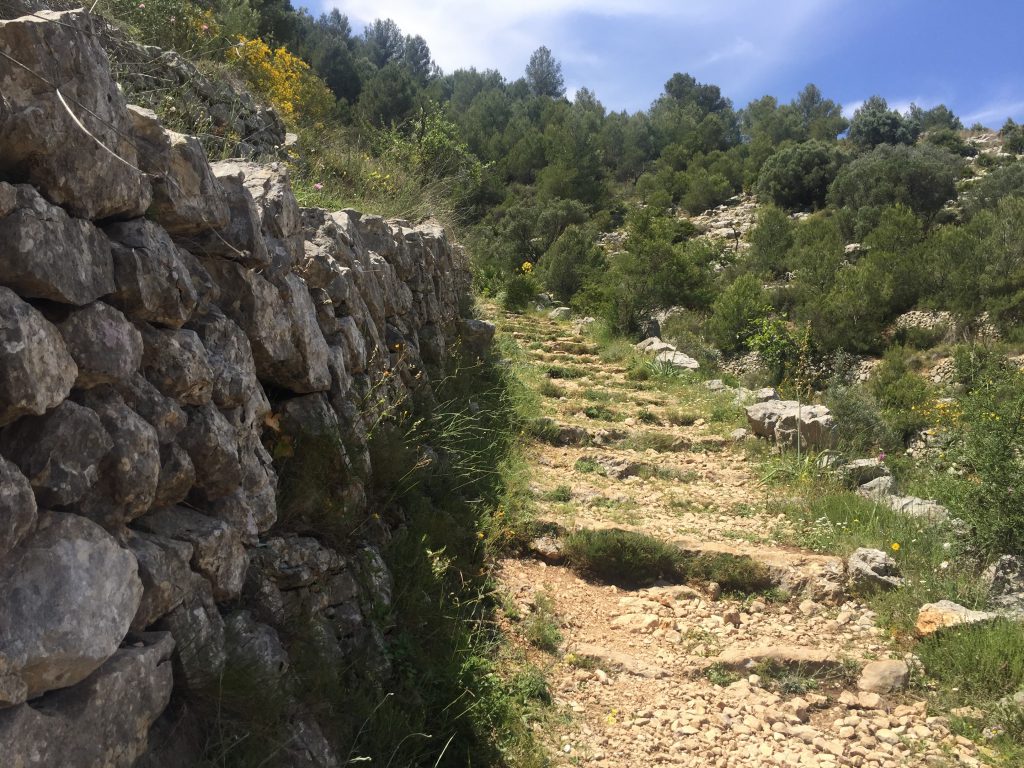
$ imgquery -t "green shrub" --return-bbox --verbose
[918,620,1024,706]
[824,383,897,453]
[827,143,964,225]
[868,347,932,441]
[757,140,845,210]
[562,528,682,588]
[945,363,1024,555]
[706,274,771,356]
[502,273,540,312]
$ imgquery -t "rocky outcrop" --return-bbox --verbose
[745,400,835,450]
[847,548,904,593]
[0,9,480,766]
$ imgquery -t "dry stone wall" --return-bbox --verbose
[0,9,480,766]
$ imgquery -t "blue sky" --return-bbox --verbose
[317,0,1024,126]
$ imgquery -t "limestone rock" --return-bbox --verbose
[206,260,330,393]
[916,600,998,637]
[548,306,572,320]
[0,10,151,220]
[839,458,890,487]
[179,404,243,500]
[655,349,700,371]
[0,512,143,698]
[458,318,495,356]
[0,287,77,426]
[224,610,289,678]
[135,507,246,601]
[847,548,904,592]
[146,131,229,236]
[140,325,214,406]
[635,337,676,355]
[0,457,35,561]
[104,220,198,328]
[857,475,896,501]
[186,312,267,414]
[858,660,910,693]
[713,646,843,675]
[0,632,174,768]
[180,162,270,269]
[58,302,143,388]
[241,163,305,274]
[75,392,161,528]
[154,573,225,689]
[152,442,195,509]
[986,555,1024,610]
[883,495,950,523]
[0,184,115,304]
[745,400,835,450]
[754,387,779,402]
[115,374,187,445]
[0,401,113,507]
[125,530,194,632]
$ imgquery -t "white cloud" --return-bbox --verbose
[963,99,1024,127]
[323,0,838,108]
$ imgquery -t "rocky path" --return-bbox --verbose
[494,312,982,768]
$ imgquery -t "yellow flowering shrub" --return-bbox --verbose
[230,36,335,124]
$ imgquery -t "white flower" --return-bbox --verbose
[939,561,949,569]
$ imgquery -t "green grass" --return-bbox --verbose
[581,388,615,403]
[583,404,621,421]
[574,457,605,475]
[546,364,586,380]
[561,528,774,593]
[538,379,566,399]
[543,485,573,503]
[524,592,563,654]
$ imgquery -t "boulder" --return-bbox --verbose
[754,387,779,402]
[838,458,890,487]
[916,600,998,637]
[655,349,700,371]
[0,286,78,426]
[146,130,229,236]
[152,442,195,509]
[713,646,844,675]
[458,318,495,356]
[882,495,950,523]
[548,306,572,320]
[857,475,897,501]
[858,660,910,693]
[232,162,304,274]
[58,303,143,388]
[139,326,214,406]
[204,261,331,393]
[847,547,904,592]
[186,312,267,414]
[179,162,270,269]
[0,10,151,220]
[224,611,289,678]
[178,404,243,501]
[125,530,194,632]
[635,337,676,355]
[75,392,161,528]
[0,184,115,304]
[135,507,246,601]
[985,555,1024,612]
[0,512,143,699]
[0,401,113,507]
[0,632,174,768]
[745,400,835,450]
[154,573,225,689]
[104,220,199,328]
[115,374,188,445]
[0,457,36,561]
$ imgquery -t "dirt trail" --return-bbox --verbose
[495,312,981,768]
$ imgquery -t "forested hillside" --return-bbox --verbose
[87,0,1024,369]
